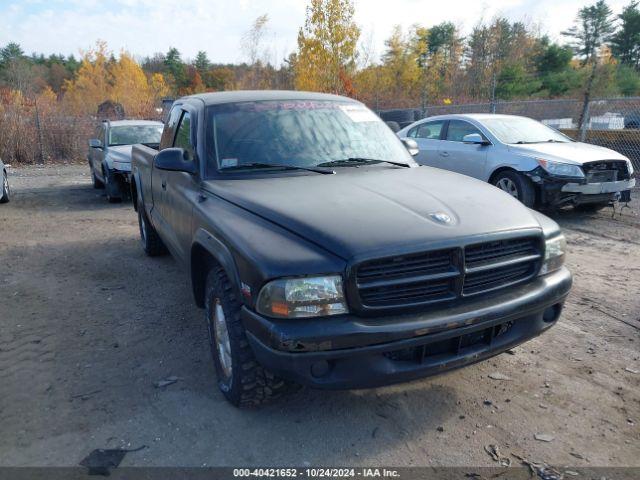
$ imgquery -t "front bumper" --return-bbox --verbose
[561,177,635,195]
[242,267,572,389]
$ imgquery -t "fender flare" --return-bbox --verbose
[191,228,243,308]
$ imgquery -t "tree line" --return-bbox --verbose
[0,0,639,162]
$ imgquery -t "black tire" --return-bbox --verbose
[205,267,293,407]
[91,166,104,189]
[0,170,10,204]
[103,167,121,203]
[574,202,610,212]
[137,199,167,256]
[492,170,536,207]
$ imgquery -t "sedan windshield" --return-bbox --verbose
[206,100,414,173]
[482,117,572,144]
[109,125,163,146]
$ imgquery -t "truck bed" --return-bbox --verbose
[131,144,158,213]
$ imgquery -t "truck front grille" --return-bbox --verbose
[583,160,630,182]
[354,236,542,310]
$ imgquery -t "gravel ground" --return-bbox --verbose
[0,164,638,468]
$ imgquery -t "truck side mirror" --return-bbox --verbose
[89,139,102,148]
[401,138,419,156]
[462,133,489,145]
[154,148,197,174]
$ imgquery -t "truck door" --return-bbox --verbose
[150,107,183,240]
[162,108,199,262]
[438,120,488,179]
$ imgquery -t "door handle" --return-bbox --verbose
[161,180,167,190]
[440,151,450,157]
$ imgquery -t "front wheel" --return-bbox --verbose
[492,170,535,207]
[205,267,294,407]
[0,171,10,203]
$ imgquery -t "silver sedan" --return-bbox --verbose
[398,114,635,210]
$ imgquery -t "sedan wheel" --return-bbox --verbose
[492,170,536,207]
[497,177,519,198]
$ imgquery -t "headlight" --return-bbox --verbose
[256,275,348,318]
[539,234,566,276]
[536,158,584,178]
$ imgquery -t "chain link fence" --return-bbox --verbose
[379,97,640,172]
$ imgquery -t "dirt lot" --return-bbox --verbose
[0,164,639,468]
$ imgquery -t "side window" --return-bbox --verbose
[446,120,484,142]
[174,112,195,160]
[407,127,417,138]
[415,121,445,140]
[160,107,183,149]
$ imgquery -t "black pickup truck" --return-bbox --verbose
[131,91,572,407]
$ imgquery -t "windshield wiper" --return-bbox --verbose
[318,157,411,168]
[220,162,335,175]
[514,139,568,144]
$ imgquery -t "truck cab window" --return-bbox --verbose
[174,112,195,160]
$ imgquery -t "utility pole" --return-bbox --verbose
[490,71,497,114]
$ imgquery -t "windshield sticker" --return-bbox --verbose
[339,105,379,123]
[221,158,238,168]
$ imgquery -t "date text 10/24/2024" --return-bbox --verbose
[232,468,400,478]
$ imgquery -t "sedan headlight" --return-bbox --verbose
[256,275,348,318]
[536,158,584,178]
[539,234,566,276]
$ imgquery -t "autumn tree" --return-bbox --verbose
[294,0,360,94]
[63,41,112,114]
[110,52,155,117]
[63,42,168,117]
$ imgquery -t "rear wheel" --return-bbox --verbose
[205,266,294,407]
[492,170,535,207]
[137,199,167,256]
[0,170,10,203]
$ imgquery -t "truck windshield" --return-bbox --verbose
[206,100,415,173]
[109,125,163,146]
[482,117,572,144]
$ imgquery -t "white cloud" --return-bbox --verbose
[0,0,631,64]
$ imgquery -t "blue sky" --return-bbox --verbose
[0,0,632,64]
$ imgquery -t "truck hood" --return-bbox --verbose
[203,167,542,260]
[106,145,133,162]
[508,141,628,165]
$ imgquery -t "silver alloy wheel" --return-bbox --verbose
[497,177,519,198]
[213,298,233,378]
